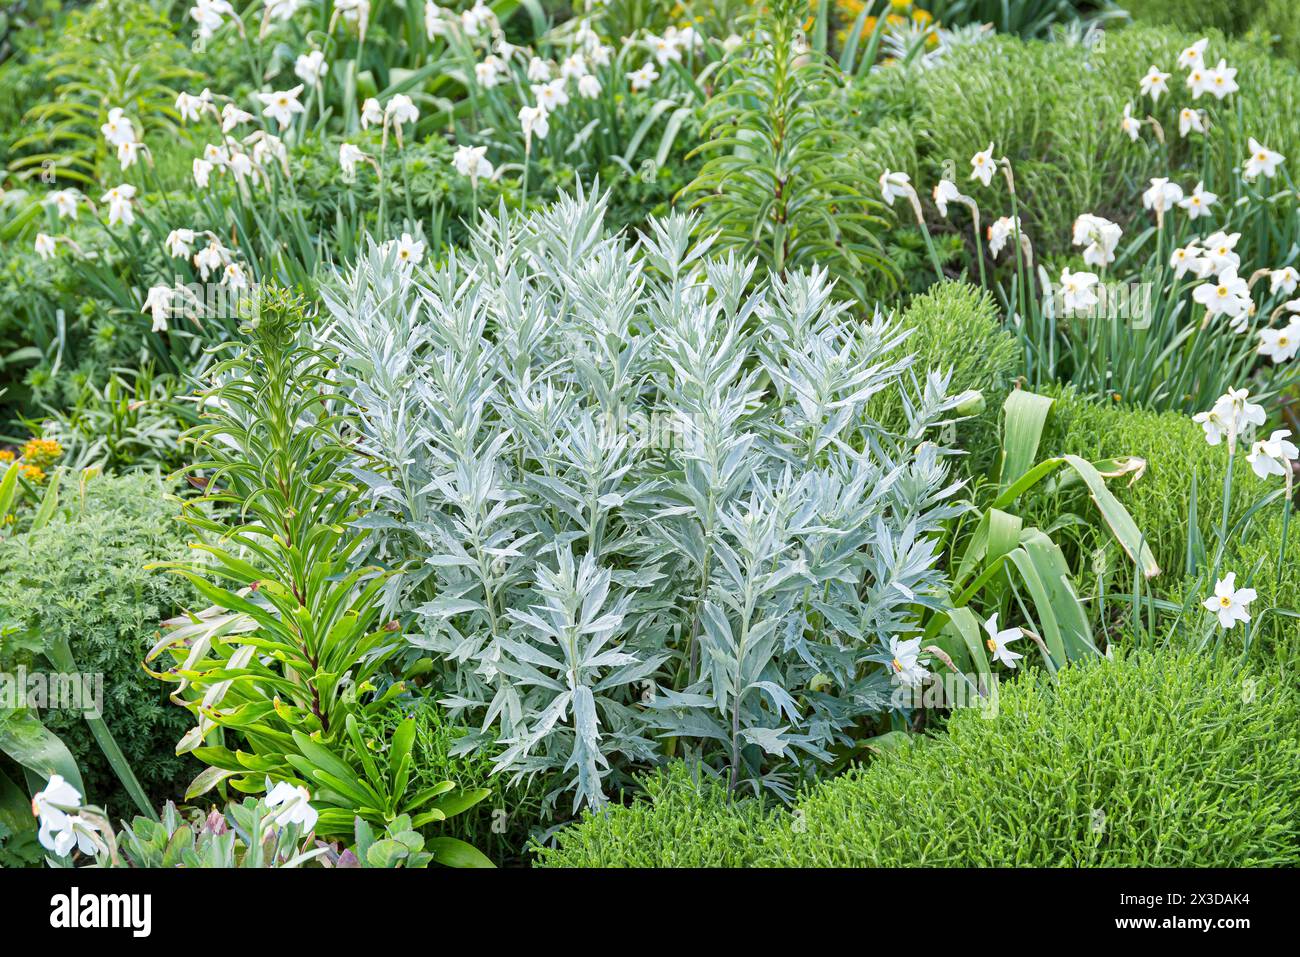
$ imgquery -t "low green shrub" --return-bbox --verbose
[534,762,775,869]
[538,650,1300,867]
[0,471,196,815]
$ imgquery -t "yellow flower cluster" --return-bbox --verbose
[824,0,939,49]
[1,436,62,484]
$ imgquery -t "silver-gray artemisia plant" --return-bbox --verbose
[323,188,972,814]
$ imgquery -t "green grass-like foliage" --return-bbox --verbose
[539,649,1300,867]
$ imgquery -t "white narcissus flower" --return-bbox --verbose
[175,91,206,123]
[194,240,230,280]
[969,142,995,187]
[265,0,305,22]
[987,216,1019,257]
[1142,177,1183,213]
[1244,137,1284,180]
[1072,213,1121,268]
[100,183,136,226]
[1247,429,1299,479]
[723,34,743,54]
[1202,573,1256,629]
[338,142,366,180]
[577,74,601,99]
[360,97,384,129]
[227,150,254,181]
[1185,63,1211,99]
[116,140,145,170]
[258,85,305,129]
[452,143,492,185]
[627,63,659,92]
[1270,267,1300,296]
[878,169,913,206]
[1178,107,1205,138]
[264,781,319,831]
[294,50,329,86]
[1170,243,1212,279]
[33,774,102,858]
[335,0,371,30]
[34,233,56,260]
[1059,267,1099,316]
[1202,230,1241,275]
[385,94,419,126]
[1206,59,1238,100]
[99,107,135,147]
[222,261,248,289]
[982,613,1025,669]
[460,0,495,34]
[165,227,195,259]
[932,179,960,217]
[189,0,234,41]
[527,56,552,83]
[1177,38,1208,71]
[142,284,174,332]
[220,103,253,133]
[561,53,588,81]
[1121,102,1141,142]
[475,56,504,88]
[424,1,453,39]
[1193,267,1251,320]
[1258,320,1300,364]
[386,232,425,266]
[1140,65,1170,101]
[649,34,682,66]
[193,157,214,188]
[1178,180,1216,220]
[532,79,569,112]
[47,189,79,220]
[518,104,549,144]
[1193,387,1266,446]
[886,636,930,688]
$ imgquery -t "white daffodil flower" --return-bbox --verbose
[1178,180,1216,220]
[165,227,195,259]
[1186,64,1211,99]
[1121,102,1141,142]
[886,636,930,688]
[1142,177,1183,213]
[100,183,136,226]
[475,55,504,88]
[1202,230,1241,275]
[982,613,1025,669]
[47,189,80,220]
[227,149,254,181]
[294,50,329,86]
[878,169,913,206]
[220,103,252,132]
[969,142,995,187]
[527,56,552,83]
[99,107,135,147]
[627,63,659,92]
[650,34,682,67]
[1269,266,1299,297]
[385,232,425,267]
[189,0,234,41]
[424,2,453,39]
[532,78,569,112]
[360,97,384,129]
[1244,137,1284,180]
[453,143,493,186]
[987,215,1019,257]
[518,104,549,145]
[116,140,145,170]
[142,284,174,332]
[1193,387,1266,447]
[265,0,305,22]
[175,91,206,123]
[1258,321,1300,364]
[194,239,230,280]
[1203,572,1256,629]
[33,775,102,858]
[577,74,601,99]
[193,157,214,188]
[1177,38,1208,71]
[1206,59,1238,100]
[1178,107,1205,138]
[1059,267,1100,316]
[258,85,305,129]
[222,261,249,289]
[34,232,56,260]
[1140,65,1170,101]
[1247,429,1299,479]
[265,782,320,831]
[561,53,588,81]
[338,142,366,181]
[385,94,419,126]
[1170,243,1208,278]
[460,0,495,35]
[1193,267,1251,319]
[932,179,960,217]
[1072,213,1122,268]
